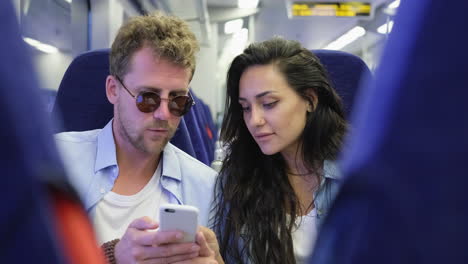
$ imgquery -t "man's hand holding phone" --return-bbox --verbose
[158,204,220,263]
[171,226,222,264]
[113,204,222,264]
[114,216,200,264]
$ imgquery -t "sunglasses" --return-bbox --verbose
[115,75,195,117]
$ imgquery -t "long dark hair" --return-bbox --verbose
[212,37,348,264]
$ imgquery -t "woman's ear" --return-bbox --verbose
[306,89,318,112]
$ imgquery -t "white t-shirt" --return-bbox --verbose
[90,164,169,244]
[293,208,318,264]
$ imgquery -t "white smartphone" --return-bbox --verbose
[159,204,199,243]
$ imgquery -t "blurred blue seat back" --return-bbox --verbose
[192,92,215,163]
[201,100,218,144]
[52,49,212,162]
[0,1,70,262]
[311,0,468,263]
[52,49,113,132]
[314,49,372,118]
[170,117,197,158]
[183,101,210,164]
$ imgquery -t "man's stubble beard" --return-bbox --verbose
[116,105,176,155]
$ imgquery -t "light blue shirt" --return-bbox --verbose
[55,120,217,226]
[315,160,342,228]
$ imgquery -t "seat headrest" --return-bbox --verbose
[52,49,112,132]
[314,49,372,118]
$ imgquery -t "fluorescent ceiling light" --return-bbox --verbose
[324,26,366,50]
[224,19,244,34]
[238,0,259,8]
[388,0,400,9]
[377,20,394,34]
[23,37,58,53]
[64,0,72,3]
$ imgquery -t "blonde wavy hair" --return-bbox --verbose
[110,12,199,79]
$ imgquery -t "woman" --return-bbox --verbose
[212,37,348,264]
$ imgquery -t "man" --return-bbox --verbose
[56,12,220,264]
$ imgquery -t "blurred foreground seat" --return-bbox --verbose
[0,1,105,263]
[311,0,468,263]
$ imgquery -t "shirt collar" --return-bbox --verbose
[159,143,184,204]
[323,160,341,180]
[95,120,117,172]
[161,143,182,182]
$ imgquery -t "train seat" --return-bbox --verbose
[0,1,104,263]
[314,49,372,119]
[311,0,468,263]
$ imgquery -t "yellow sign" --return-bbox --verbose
[292,2,371,17]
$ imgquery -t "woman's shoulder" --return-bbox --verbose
[314,160,343,223]
[316,160,342,208]
[323,160,342,181]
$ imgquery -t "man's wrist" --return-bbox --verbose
[101,239,120,264]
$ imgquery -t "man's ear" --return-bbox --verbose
[305,89,318,112]
[106,75,118,105]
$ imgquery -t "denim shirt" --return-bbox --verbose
[315,160,342,229]
[55,120,217,226]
